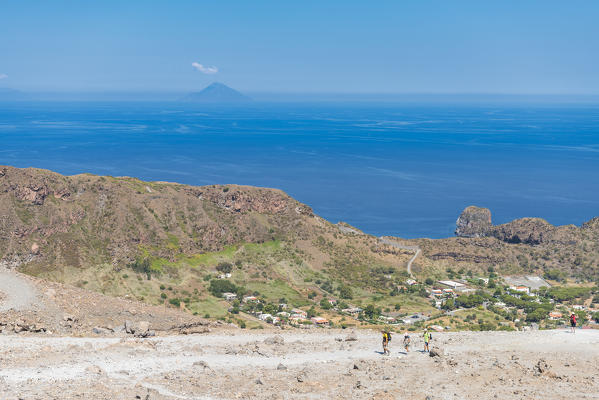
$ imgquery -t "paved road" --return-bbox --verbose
[0,268,38,312]
[379,237,421,277]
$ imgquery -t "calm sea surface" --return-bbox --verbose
[1,101,598,238]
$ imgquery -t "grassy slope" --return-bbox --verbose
[2,166,598,329]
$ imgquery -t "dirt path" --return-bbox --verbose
[0,329,597,399]
[0,268,39,312]
[379,237,420,276]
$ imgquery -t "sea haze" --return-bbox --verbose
[1,101,598,238]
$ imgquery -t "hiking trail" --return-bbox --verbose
[0,268,39,312]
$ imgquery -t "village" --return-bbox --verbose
[218,272,599,332]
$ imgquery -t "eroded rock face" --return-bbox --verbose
[491,218,554,245]
[455,206,492,238]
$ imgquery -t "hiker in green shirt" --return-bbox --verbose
[423,329,432,353]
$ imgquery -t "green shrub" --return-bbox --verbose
[216,262,233,274]
[319,298,332,310]
[208,279,244,298]
[339,285,353,300]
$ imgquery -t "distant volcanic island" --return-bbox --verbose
[182,82,251,103]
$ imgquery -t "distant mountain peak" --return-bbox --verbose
[182,82,250,103]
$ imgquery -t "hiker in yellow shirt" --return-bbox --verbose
[423,329,432,353]
[382,331,391,356]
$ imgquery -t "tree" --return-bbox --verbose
[208,279,242,297]
[525,309,546,322]
[364,304,376,319]
[442,298,455,310]
[216,262,233,274]
[319,298,332,310]
[263,303,278,315]
[425,278,434,285]
[320,281,333,293]
[307,306,317,319]
[339,285,353,300]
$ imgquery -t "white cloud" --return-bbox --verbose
[191,62,218,74]
[0,74,7,80]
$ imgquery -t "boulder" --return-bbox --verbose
[263,335,284,345]
[124,320,153,337]
[344,331,358,342]
[193,360,210,369]
[92,327,111,335]
[455,206,492,238]
[535,359,550,375]
[124,320,134,334]
[135,321,150,336]
[31,243,40,255]
[429,348,442,358]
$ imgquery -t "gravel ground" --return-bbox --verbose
[0,329,597,399]
[0,267,39,312]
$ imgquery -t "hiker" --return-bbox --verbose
[423,329,432,352]
[570,313,577,333]
[403,331,411,353]
[382,331,391,355]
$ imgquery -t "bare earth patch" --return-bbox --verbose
[0,329,597,399]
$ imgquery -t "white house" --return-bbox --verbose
[258,313,273,321]
[291,308,307,317]
[438,280,465,290]
[222,292,237,301]
[510,286,530,295]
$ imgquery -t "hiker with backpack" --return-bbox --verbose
[382,330,391,356]
[403,331,411,353]
[570,313,577,333]
[423,329,432,352]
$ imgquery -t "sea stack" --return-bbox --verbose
[455,206,492,238]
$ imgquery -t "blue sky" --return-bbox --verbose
[1,1,598,94]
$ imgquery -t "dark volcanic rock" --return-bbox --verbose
[455,206,492,238]
[491,218,554,245]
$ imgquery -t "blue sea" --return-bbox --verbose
[1,101,598,238]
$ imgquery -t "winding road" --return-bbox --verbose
[379,237,421,277]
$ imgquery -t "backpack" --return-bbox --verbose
[387,332,392,342]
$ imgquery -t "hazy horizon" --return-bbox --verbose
[3,87,599,104]
[1,1,598,94]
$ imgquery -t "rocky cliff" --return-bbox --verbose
[455,206,493,238]
[455,205,592,246]
[410,205,599,280]
[0,166,314,272]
